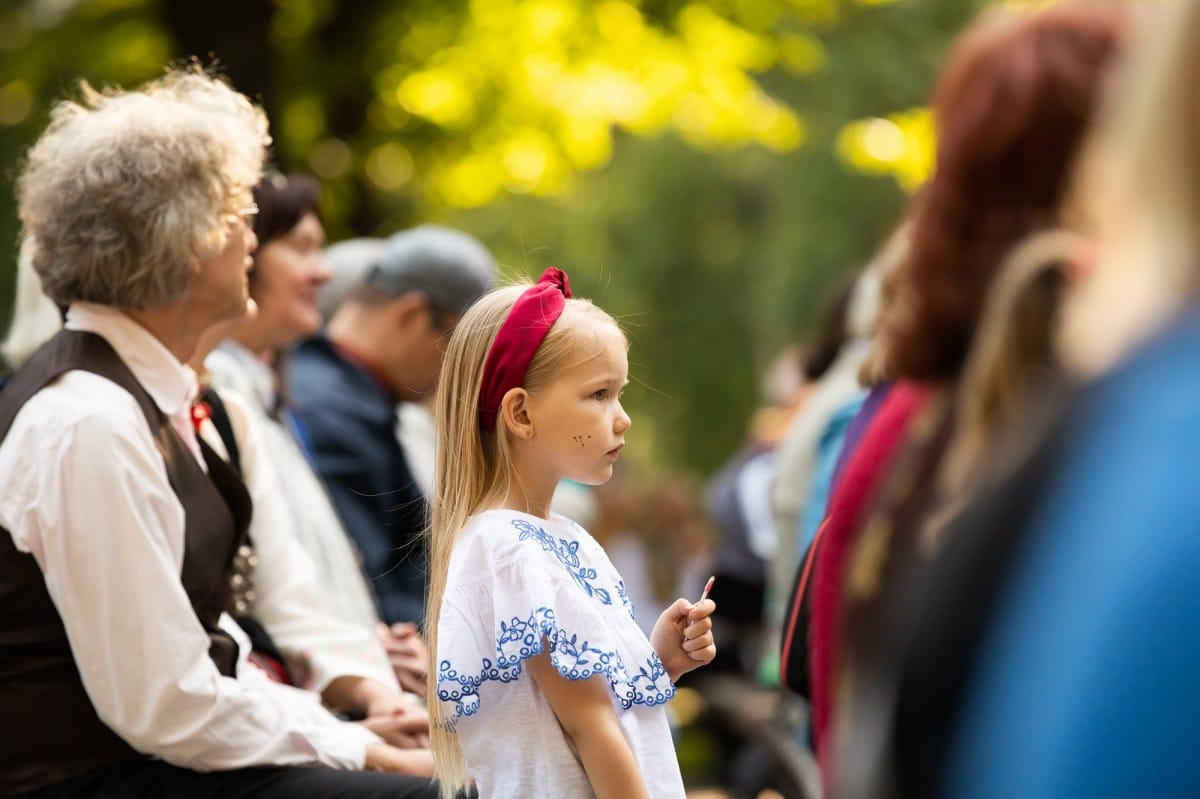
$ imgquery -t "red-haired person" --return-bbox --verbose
[802,3,1129,794]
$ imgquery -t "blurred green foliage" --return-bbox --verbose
[0,0,985,477]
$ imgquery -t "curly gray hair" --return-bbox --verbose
[17,66,270,310]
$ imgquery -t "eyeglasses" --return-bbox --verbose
[222,202,259,228]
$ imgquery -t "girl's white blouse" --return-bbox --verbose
[436,509,687,798]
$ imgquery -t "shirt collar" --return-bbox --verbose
[64,302,199,417]
[214,338,277,412]
[329,337,399,404]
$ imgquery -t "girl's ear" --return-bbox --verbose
[500,387,534,439]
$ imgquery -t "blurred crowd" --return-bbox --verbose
[686,2,1200,798]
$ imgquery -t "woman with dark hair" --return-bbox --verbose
[205,174,428,697]
[799,3,1129,793]
[207,174,379,619]
[233,173,330,362]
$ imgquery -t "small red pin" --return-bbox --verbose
[190,400,212,431]
[697,575,715,605]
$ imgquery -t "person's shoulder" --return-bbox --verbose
[454,510,527,558]
[204,349,259,404]
[453,510,588,570]
[2,371,151,462]
[288,335,346,378]
[288,337,382,414]
[289,337,347,388]
[1084,311,1200,425]
[1038,316,1200,532]
[24,370,145,426]
[1059,310,1200,476]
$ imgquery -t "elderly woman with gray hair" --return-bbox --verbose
[0,68,440,798]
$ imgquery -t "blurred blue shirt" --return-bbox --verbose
[946,309,1200,798]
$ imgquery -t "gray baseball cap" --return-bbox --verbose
[318,237,387,320]
[364,224,496,315]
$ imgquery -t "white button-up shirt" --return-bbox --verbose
[0,303,378,770]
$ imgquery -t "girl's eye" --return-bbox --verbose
[591,389,608,401]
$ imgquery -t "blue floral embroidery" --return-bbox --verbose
[437,605,675,724]
[617,579,636,621]
[513,519,612,605]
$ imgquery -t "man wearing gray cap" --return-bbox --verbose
[286,225,496,628]
[317,237,387,321]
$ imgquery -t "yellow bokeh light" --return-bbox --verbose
[678,4,776,72]
[522,0,577,41]
[862,117,906,162]
[282,96,326,149]
[778,32,827,75]
[836,107,935,192]
[365,142,415,190]
[370,0,819,206]
[750,99,807,152]
[309,137,353,179]
[436,150,505,208]
[787,0,840,26]
[502,134,551,189]
[397,69,476,128]
[559,116,613,169]
[595,1,644,41]
[673,93,718,146]
[573,64,651,124]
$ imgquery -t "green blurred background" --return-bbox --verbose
[0,0,987,479]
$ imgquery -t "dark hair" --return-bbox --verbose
[252,172,321,248]
[884,2,1126,381]
[803,273,857,381]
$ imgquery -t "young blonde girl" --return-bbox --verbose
[425,269,717,798]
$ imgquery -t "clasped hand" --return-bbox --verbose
[377,621,429,697]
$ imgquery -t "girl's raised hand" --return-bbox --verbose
[650,590,717,683]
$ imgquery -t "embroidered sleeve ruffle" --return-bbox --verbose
[436,515,674,726]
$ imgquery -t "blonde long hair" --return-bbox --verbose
[928,230,1079,547]
[424,281,624,797]
[1059,0,1200,375]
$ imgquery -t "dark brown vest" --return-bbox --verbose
[0,331,253,796]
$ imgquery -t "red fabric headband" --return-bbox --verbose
[478,267,572,431]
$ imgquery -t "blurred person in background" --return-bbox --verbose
[207,173,381,634]
[592,469,659,637]
[204,172,433,695]
[287,225,495,628]
[705,344,811,681]
[765,257,884,694]
[800,3,1129,792]
[0,239,61,375]
[839,228,1088,799]
[875,2,1200,796]
[192,311,433,751]
[317,236,386,322]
